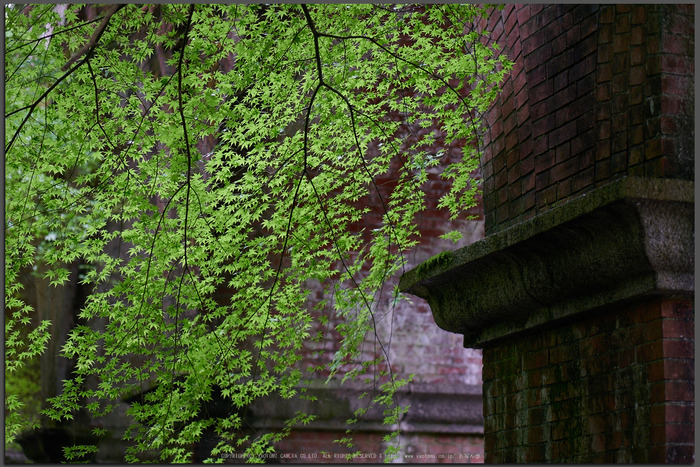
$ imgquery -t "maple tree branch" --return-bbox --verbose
[61,4,125,71]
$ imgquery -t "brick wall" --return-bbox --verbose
[247,18,495,458]
[400,3,694,464]
[287,4,695,463]
[275,150,487,462]
[479,4,694,235]
[296,147,485,386]
[596,5,694,182]
[482,299,694,463]
[268,10,502,455]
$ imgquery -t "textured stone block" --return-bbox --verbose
[400,177,693,345]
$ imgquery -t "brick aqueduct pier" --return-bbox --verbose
[401,4,694,463]
[10,4,693,464]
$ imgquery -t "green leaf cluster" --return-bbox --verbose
[5,3,511,461]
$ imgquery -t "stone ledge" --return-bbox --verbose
[399,177,694,348]
[250,381,483,435]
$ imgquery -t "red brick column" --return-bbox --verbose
[402,4,694,463]
[482,298,694,462]
[401,177,694,463]
[478,5,694,236]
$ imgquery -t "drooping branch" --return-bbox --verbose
[299,3,399,402]
[6,16,105,55]
[5,4,126,154]
[61,4,125,71]
[159,1,196,445]
[5,4,512,460]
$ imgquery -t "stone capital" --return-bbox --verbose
[400,177,694,347]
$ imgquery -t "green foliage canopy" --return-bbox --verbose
[5,4,511,462]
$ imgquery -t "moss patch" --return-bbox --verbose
[414,251,453,280]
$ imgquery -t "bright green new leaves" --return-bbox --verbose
[5,4,511,461]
